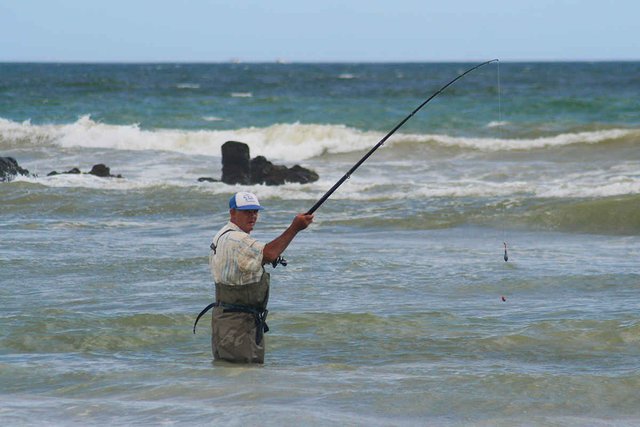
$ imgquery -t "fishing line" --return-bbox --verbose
[305,59,499,216]
[495,61,510,304]
[496,61,509,263]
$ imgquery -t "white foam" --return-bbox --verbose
[176,83,200,89]
[414,180,531,198]
[0,117,38,142]
[536,168,640,198]
[486,120,509,128]
[403,128,635,151]
[0,116,381,161]
[1,116,637,164]
[538,181,640,198]
[230,92,252,98]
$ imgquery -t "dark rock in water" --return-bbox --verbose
[286,164,320,184]
[89,164,122,178]
[221,141,251,185]
[48,164,122,178]
[0,157,30,182]
[250,155,319,186]
[250,156,287,186]
[217,141,319,186]
[197,177,219,182]
[48,167,81,176]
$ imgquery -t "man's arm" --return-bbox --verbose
[262,213,314,264]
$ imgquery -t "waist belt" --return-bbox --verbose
[193,302,269,345]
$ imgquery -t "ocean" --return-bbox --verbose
[1,61,639,426]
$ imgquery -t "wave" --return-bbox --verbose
[7,174,639,234]
[7,306,636,356]
[402,128,638,152]
[485,120,509,128]
[202,116,225,122]
[1,116,637,162]
[2,312,194,354]
[517,194,640,235]
[316,193,640,235]
[0,116,377,161]
[176,83,200,89]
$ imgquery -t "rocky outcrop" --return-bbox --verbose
[217,141,319,186]
[0,157,30,182]
[48,164,123,178]
[48,167,81,176]
[88,164,122,178]
[221,141,251,185]
[197,177,219,183]
[250,156,319,185]
[249,155,288,186]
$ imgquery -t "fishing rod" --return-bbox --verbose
[305,59,499,215]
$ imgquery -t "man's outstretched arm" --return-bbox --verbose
[262,213,314,264]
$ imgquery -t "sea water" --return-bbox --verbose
[1,62,639,426]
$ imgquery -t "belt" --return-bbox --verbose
[193,302,269,345]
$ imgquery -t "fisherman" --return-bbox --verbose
[199,191,313,364]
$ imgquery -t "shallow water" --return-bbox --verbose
[1,62,639,425]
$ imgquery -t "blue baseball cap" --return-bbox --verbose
[229,192,264,210]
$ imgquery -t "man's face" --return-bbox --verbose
[230,209,259,233]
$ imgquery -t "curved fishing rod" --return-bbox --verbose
[306,59,499,215]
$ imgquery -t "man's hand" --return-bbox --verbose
[263,213,314,264]
[291,213,314,232]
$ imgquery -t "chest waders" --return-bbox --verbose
[193,227,271,363]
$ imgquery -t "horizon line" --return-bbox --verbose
[1,58,639,65]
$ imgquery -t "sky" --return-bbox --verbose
[0,0,638,62]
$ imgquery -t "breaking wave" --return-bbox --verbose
[1,116,637,162]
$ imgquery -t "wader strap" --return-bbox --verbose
[192,302,269,344]
[193,302,216,334]
[210,229,234,253]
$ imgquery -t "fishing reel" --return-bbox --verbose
[271,256,288,268]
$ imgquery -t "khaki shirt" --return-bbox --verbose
[209,222,265,286]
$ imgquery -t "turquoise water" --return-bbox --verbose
[1,62,639,426]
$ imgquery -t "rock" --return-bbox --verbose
[0,157,30,182]
[48,164,122,178]
[221,141,251,185]
[89,164,118,178]
[197,177,219,183]
[286,164,319,184]
[218,141,319,186]
[250,155,319,186]
[250,156,287,186]
[48,167,81,176]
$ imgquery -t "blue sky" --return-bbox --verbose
[1,0,638,62]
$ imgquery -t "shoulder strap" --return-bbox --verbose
[210,229,235,254]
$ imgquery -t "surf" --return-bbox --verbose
[2,116,638,162]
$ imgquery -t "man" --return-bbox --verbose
[204,191,313,364]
